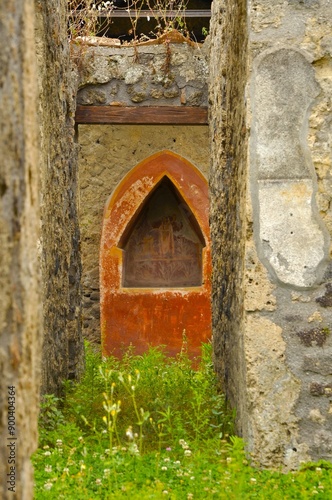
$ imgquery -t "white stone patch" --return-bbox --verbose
[258,180,326,288]
[309,409,326,424]
[124,66,145,85]
[88,55,116,84]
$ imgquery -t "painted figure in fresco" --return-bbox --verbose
[142,235,154,256]
[123,181,203,287]
[158,216,175,257]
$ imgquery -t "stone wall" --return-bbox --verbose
[210,0,332,469]
[209,0,249,444]
[50,0,332,470]
[247,0,332,468]
[79,124,209,343]
[35,0,84,395]
[77,42,210,343]
[77,41,209,107]
[0,1,41,497]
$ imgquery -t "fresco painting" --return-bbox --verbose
[123,179,204,287]
[100,151,211,358]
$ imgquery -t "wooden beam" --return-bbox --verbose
[70,10,211,19]
[75,106,208,125]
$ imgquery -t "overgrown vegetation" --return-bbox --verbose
[67,0,190,42]
[68,1,114,40]
[33,343,332,498]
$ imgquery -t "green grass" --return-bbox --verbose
[32,342,332,499]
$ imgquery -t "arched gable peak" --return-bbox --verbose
[101,150,209,251]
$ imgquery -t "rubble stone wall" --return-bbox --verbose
[77,42,210,343]
[79,124,209,343]
[77,42,209,107]
[35,0,84,395]
[209,0,249,456]
[0,1,41,497]
[210,0,332,469]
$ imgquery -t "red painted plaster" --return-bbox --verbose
[100,150,211,359]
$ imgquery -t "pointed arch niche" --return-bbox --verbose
[100,150,211,358]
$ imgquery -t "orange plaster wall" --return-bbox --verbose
[100,150,212,358]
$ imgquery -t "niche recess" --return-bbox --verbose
[121,177,205,288]
[100,150,211,358]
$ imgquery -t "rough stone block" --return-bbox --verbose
[257,180,328,287]
[252,49,319,180]
[303,355,332,375]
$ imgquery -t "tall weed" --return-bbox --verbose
[33,342,332,498]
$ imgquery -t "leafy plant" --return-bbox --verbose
[144,0,189,38]
[67,1,114,41]
[38,394,65,431]
[67,0,191,44]
[33,343,332,498]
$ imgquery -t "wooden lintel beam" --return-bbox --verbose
[70,10,211,19]
[75,106,208,125]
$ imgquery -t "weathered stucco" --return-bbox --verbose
[35,0,84,395]
[79,124,209,344]
[247,0,332,468]
[210,0,332,469]
[251,48,329,288]
[100,151,211,358]
[0,1,41,497]
[76,41,210,344]
[77,42,209,107]
[209,0,249,447]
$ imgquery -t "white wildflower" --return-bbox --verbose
[103,469,111,477]
[126,426,134,440]
[179,439,189,450]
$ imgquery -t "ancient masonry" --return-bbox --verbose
[209,0,332,468]
[77,0,332,469]
[0,2,41,498]
[1,3,332,495]
[76,40,210,345]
